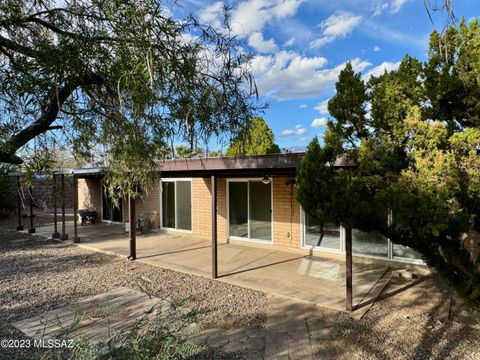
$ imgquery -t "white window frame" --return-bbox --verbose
[160,178,193,233]
[227,178,274,244]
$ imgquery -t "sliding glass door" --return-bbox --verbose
[161,180,192,231]
[229,182,248,238]
[228,180,272,242]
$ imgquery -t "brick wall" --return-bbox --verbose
[31,177,74,210]
[77,175,303,249]
[272,176,302,248]
[77,178,101,213]
[190,177,227,242]
[136,184,160,229]
[191,177,211,238]
[217,178,227,242]
[190,176,301,247]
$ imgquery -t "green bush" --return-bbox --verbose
[0,165,15,217]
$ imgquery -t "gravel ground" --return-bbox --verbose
[0,229,267,359]
[1,228,479,360]
[319,276,480,360]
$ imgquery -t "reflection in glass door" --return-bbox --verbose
[161,180,192,231]
[249,181,272,241]
[228,180,272,242]
[304,212,341,250]
[229,182,248,238]
[102,185,123,222]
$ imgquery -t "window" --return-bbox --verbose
[301,209,424,264]
[393,244,423,260]
[304,213,341,250]
[161,180,191,231]
[352,229,389,258]
[228,180,272,242]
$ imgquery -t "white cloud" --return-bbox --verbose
[283,37,296,47]
[310,11,362,48]
[311,117,328,128]
[281,124,306,136]
[251,51,371,99]
[314,99,330,114]
[363,61,401,80]
[227,0,304,37]
[248,32,278,53]
[299,104,307,108]
[373,45,381,52]
[198,2,224,30]
[371,1,389,17]
[391,0,409,14]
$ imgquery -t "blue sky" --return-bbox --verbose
[177,0,479,151]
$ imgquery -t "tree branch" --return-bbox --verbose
[0,34,38,58]
[0,73,103,164]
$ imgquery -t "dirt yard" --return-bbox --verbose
[0,228,479,359]
[0,210,75,232]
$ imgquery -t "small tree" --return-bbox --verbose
[225,117,280,156]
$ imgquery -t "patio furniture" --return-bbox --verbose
[79,210,97,225]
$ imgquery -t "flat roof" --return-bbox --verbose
[9,153,355,178]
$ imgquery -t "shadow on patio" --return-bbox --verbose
[33,222,389,314]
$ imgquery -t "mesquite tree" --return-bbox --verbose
[297,20,480,301]
[0,0,260,197]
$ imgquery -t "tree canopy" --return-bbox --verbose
[225,117,280,156]
[0,0,261,196]
[297,19,480,301]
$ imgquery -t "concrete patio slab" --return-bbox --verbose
[31,222,389,313]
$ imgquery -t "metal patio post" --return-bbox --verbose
[28,186,35,233]
[52,174,59,238]
[16,176,23,231]
[211,174,218,279]
[128,195,136,260]
[59,174,68,240]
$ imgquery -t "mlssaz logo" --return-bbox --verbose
[34,339,74,348]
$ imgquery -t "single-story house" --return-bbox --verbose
[76,153,425,265]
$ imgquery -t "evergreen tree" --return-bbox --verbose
[297,21,480,302]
